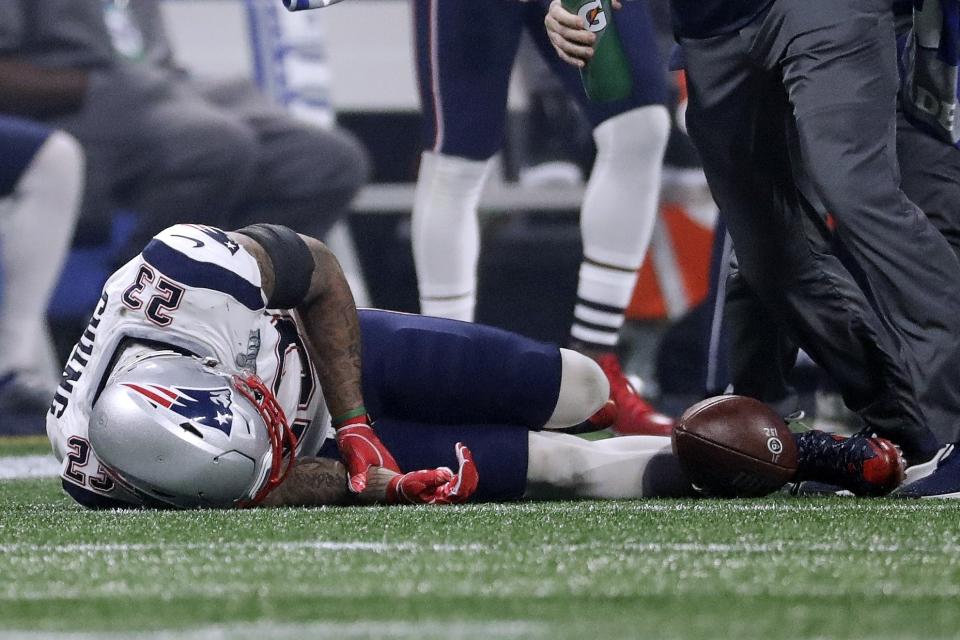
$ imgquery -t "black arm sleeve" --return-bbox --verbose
[236,224,314,309]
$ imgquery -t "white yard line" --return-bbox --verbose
[2,573,958,605]
[0,454,59,479]
[1,539,958,557]
[0,623,956,640]
[0,540,489,554]
[0,620,548,640]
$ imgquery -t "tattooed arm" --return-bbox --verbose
[258,458,456,507]
[294,237,365,420]
[232,230,399,495]
[232,227,478,506]
[257,459,426,507]
[260,456,479,507]
[231,232,363,421]
[259,457,355,507]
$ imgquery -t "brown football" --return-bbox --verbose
[672,395,798,497]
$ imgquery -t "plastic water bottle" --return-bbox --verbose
[561,0,633,102]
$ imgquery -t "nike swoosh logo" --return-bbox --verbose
[171,234,205,248]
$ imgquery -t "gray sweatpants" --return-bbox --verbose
[709,108,960,448]
[50,63,368,258]
[897,113,960,264]
[681,0,960,460]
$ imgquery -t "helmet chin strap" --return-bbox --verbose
[232,372,298,507]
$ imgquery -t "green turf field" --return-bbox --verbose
[0,436,51,458]
[1,438,958,640]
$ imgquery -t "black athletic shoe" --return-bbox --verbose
[794,430,904,496]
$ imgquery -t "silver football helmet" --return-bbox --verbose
[88,351,297,508]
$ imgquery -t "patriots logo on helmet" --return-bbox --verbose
[121,383,235,436]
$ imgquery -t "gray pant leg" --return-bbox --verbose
[897,111,960,262]
[724,113,960,434]
[725,257,800,415]
[772,0,960,444]
[51,66,259,257]
[683,27,937,460]
[198,79,369,239]
[722,111,960,439]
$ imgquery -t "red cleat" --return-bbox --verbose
[795,430,906,496]
[588,398,618,430]
[595,353,675,437]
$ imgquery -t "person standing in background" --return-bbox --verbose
[411,0,674,436]
[0,117,82,423]
[706,0,960,437]
[0,0,368,263]
[547,0,960,470]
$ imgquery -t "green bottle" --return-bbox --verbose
[561,0,633,102]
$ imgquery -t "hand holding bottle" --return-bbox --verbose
[546,0,632,102]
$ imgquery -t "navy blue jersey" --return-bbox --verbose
[670,0,775,39]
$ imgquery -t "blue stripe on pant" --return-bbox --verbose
[318,309,564,501]
[413,0,668,159]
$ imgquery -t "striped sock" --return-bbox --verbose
[569,260,638,353]
[571,106,668,355]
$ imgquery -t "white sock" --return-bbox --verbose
[412,151,492,321]
[524,431,690,499]
[0,131,83,379]
[571,106,670,351]
[543,348,609,429]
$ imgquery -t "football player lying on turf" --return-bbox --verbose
[48,223,698,508]
[46,224,902,508]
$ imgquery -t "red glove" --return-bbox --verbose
[335,421,400,493]
[386,443,478,505]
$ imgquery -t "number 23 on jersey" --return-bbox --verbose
[121,265,186,327]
